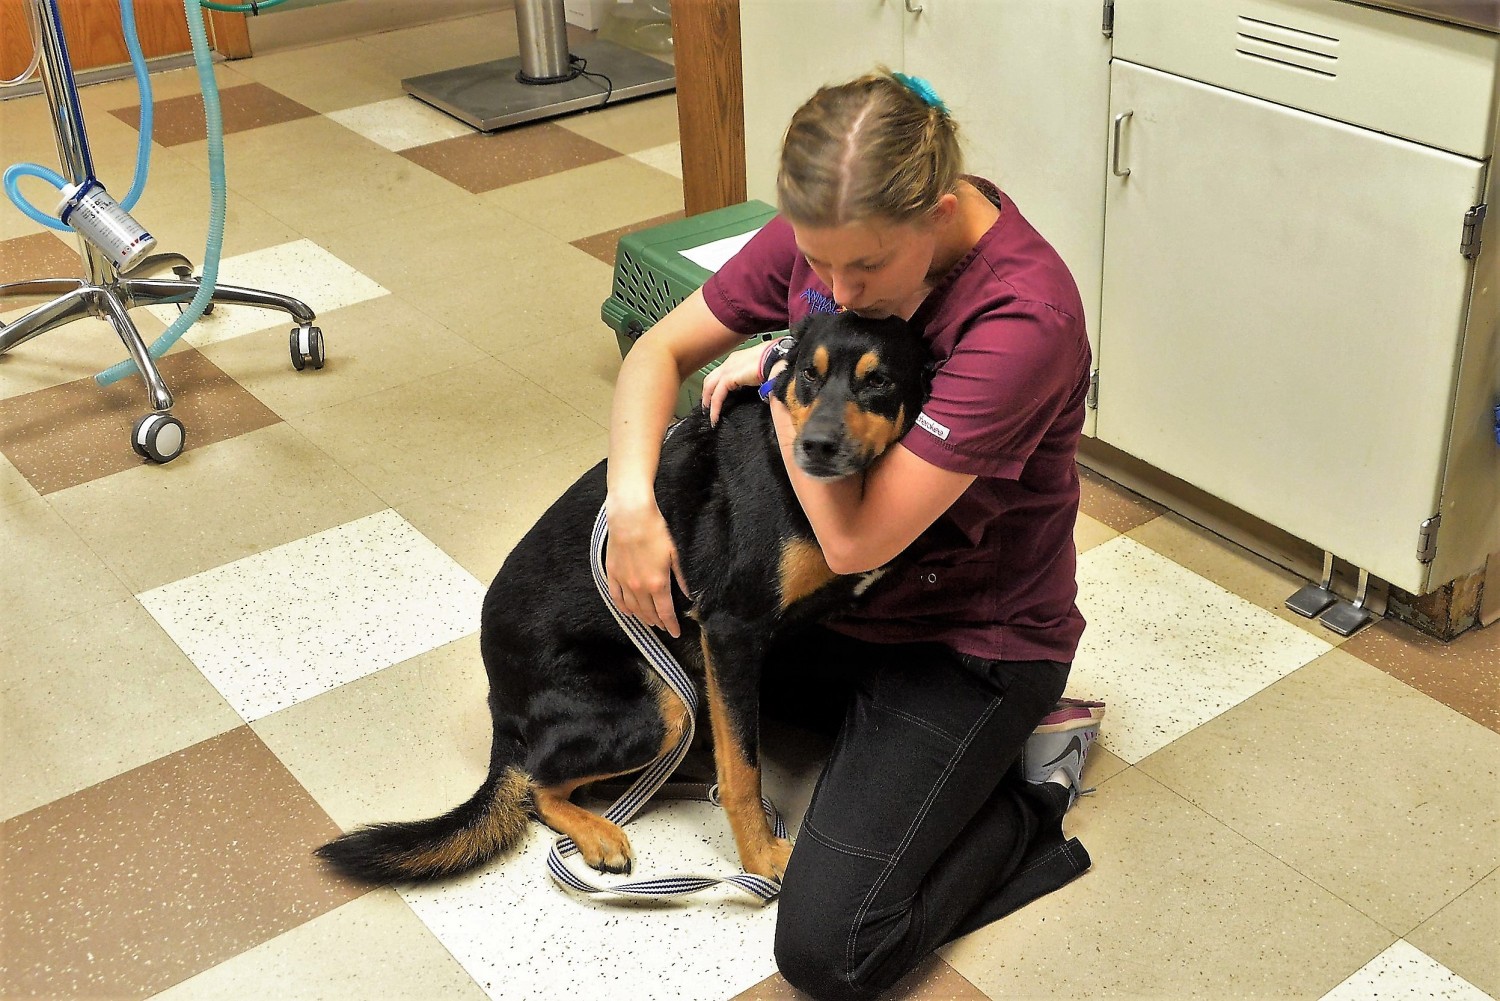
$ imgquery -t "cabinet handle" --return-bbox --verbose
[905,0,923,12]
[1112,111,1133,177]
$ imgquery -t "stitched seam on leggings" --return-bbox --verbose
[802,819,897,863]
[1013,842,1069,879]
[871,703,961,745]
[843,694,1003,982]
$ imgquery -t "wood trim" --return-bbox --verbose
[209,11,252,60]
[670,0,746,216]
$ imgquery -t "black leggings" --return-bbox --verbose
[761,628,1090,1001]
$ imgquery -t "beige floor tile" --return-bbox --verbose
[1321,940,1493,1000]
[558,93,681,154]
[218,38,412,114]
[1138,648,1500,935]
[480,155,685,243]
[175,116,474,244]
[1072,510,1116,554]
[123,143,305,262]
[1,597,241,822]
[0,497,131,647]
[395,433,608,581]
[732,956,986,1000]
[199,293,488,419]
[941,767,1395,999]
[311,197,615,344]
[0,307,171,401]
[47,422,386,593]
[0,452,36,509]
[491,321,622,428]
[80,62,255,115]
[483,154,684,244]
[152,890,489,1001]
[252,635,491,830]
[1408,868,1500,997]
[289,358,602,506]
[355,11,527,81]
[1131,511,1354,646]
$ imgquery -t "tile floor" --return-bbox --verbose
[2,11,1496,1001]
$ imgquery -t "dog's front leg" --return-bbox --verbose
[698,620,791,881]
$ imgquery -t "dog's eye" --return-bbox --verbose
[799,364,823,384]
[864,372,891,390]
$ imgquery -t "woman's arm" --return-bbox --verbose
[769,398,975,575]
[605,288,747,635]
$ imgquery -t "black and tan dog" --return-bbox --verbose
[317,310,931,886]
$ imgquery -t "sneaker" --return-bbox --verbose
[1021,698,1105,809]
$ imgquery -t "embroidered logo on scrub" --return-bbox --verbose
[800,288,841,315]
[916,412,950,441]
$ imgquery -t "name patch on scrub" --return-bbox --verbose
[916,412,950,441]
[800,288,841,315]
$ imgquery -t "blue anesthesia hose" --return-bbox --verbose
[96,0,224,388]
[1,0,154,226]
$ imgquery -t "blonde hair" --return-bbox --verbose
[777,68,963,228]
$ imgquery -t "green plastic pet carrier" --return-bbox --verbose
[602,200,783,417]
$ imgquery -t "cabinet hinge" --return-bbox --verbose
[1461,203,1486,260]
[1417,514,1441,564]
[1102,0,1115,37]
[1087,369,1100,409]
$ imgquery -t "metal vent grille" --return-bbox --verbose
[1235,14,1339,78]
[615,247,685,324]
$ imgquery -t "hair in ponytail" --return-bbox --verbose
[777,68,962,228]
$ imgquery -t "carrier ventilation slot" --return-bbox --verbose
[1235,14,1339,79]
[617,248,684,323]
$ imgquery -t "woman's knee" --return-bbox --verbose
[774,913,863,1001]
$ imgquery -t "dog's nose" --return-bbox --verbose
[797,435,841,464]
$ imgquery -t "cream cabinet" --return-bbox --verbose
[1099,0,1498,594]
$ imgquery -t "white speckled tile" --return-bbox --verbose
[145,239,387,347]
[629,142,683,178]
[1069,535,1332,763]
[326,97,473,152]
[138,509,485,722]
[399,737,825,1001]
[1319,940,1493,1000]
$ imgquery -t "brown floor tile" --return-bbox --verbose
[0,232,82,285]
[0,348,281,494]
[572,208,685,266]
[112,83,319,147]
[0,727,368,1001]
[1078,463,1166,533]
[1342,617,1499,732]
[731,956,988,1000]
[400,122,621,194]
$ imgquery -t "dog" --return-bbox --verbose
[316,310,932,886]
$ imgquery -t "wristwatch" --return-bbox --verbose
[759,335,798,382]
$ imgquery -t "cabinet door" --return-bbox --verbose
[1097,60,1484,593]
[738,1,905,206]
[906,1,1111,435]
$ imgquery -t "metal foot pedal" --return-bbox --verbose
[1286,551,1338,618]
[1320,568,1375,636]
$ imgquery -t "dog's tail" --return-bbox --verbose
[315,765,532,883]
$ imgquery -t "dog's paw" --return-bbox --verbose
[578,828,634,875]
[745,836,793,882]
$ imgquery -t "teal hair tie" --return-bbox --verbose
[892,72,949,115]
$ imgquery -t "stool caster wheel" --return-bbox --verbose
[170,266,213,315]
[291,325,325,371]
[132,413,185,464]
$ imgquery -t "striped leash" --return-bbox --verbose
[542,504,786,903]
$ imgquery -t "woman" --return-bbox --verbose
[605,69,1101,1000]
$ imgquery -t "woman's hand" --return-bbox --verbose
[701,341,775,425]
[604,493,688,637]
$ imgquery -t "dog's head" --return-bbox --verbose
[771,311,932,481]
